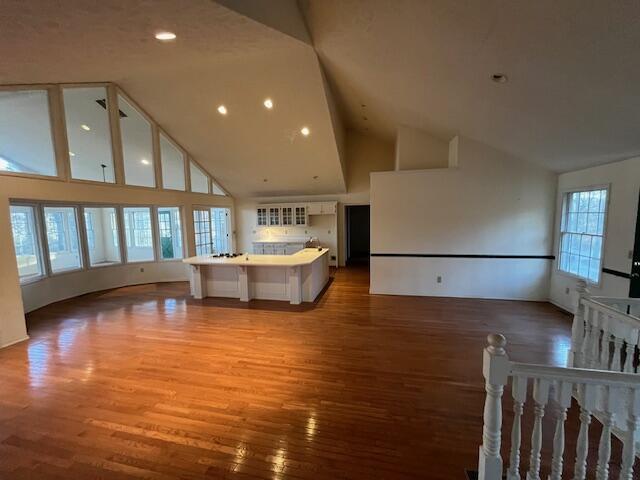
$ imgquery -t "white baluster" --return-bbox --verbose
[507,376,527,480]
[596,385,621,480]
[619,414,639,480]
[479,334,510,480]
[589,311,602,368]
[619,388,640,480]
[570,281,589,367]
[612,336,624,372]
[599,326,611,370]
[580,307,593,369]
[526,378,549,480]
[549,380,572,480]
[574,384,598,480]
[623,341,635,373]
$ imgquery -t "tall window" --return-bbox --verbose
[193,209,212,255]
[63,87,115,183]
[558,188,608,283]
[160,133,186,191]
[157,207,183,260]
[119,95,155,188]
[43,206,82,273]
[0,90,57,177]
[123,207,154,262]
[84,207,121,267]
[190,162,209,194]
[10,205,44,281]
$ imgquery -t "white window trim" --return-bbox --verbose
[41,204,85,276]
[556,183,610,287]
[11,202,48,285]
[155,206,186,262]
[121,205,157,264]
[81,205,124,269]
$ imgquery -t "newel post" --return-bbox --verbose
[478,334,510,480]
[570,280,589,367]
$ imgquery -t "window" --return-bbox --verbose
[63,87,115,183]
[211,179,226,196]
[157,207,183,260]
[119,95,155,188]
[43,206,82,273]
[123,207,154,262]
[193,209,212,255]
[10,205,44,281]
[211,208,231,254]
[160,133,186,191]
[558,188,608,283]
[84,207,121,267]
[190,162,209,193]
[0,90,57,177]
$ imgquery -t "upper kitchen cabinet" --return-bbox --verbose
[282,206,293,226]
[294,205,307,226]
[257,207,268,226]
[307,202,337,215]
[268,207,281,226]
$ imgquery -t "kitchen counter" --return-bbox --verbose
[183,248,330,304]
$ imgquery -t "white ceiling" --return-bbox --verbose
[0,0,346,196]
[301,0,640,172]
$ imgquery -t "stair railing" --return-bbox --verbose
[569,280,640,373]
[478,333,640,480]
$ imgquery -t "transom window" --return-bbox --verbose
[558,188,608,284]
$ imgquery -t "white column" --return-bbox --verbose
[238,265,250,302]
[570,280,589,367]
[191,265,207,299]
[289,266,302,305]
[478,334,510,480]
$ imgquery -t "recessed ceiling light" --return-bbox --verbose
[141,158,150,165]
[155,31,176,41]
[313,175,318,180]
[263,178,268,182]
[217,105,227,115]
[300,126,310,136]
[491,73,508,83]
[69,151,75,157]
[81,124,91,131]
[263,98,273,109]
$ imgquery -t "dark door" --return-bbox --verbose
[631,190,640,297]
[346,205,370,265]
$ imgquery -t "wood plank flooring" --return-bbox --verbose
[0,266,627,479]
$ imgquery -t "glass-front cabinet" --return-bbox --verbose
[257,207,267,226]
[282,206,293,226]
[268,207,281,226]
[295,206,307,226]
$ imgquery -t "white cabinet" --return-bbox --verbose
[257,207,267,226]
[262,243,275,254]
[294,205,307,226]
[282,206,293,226]
[320,202,336,214]
[285,243,304,255]
[307,203,322,215]
[268,207,281,226]
[274,243,286,255]
[253,243,264,254]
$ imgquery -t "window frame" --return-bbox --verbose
[158,129,187,192]
[121,205,157,264]
[556,184,610,286]
[10,202,47,284]
[155,206,185,262]
[41,204,85,276]
[0,85,63,181]
[193,207,214,256]
[81,204,124,269]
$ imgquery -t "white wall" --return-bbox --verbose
[395,125,449,170]
[549,156,640,312]
[370,136,557,300]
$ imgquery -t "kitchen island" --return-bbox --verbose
[183,248,330,304]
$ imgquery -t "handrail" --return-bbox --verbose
[511,362,640,386]
[581,297,640,324]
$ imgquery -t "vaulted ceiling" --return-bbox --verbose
[0,0,346,197]
[1,0,639,197]
[301,0,640,172]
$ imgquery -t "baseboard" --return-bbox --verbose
[1,334,29,349]
[548,298,575,315]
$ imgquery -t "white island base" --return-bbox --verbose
[183,248,330,304]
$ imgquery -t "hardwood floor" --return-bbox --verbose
[0,266,613,479]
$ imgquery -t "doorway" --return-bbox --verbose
[346,205,370,265]
[211,207,231,254]
[631,190,640,297]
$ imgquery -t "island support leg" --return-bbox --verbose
[191,265,207,299]
[289,266,302,305]
[238,265,250,302]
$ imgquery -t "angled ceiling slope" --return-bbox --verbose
[0,0,346,196]
[301,0,640,172]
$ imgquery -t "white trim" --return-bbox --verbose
[1,335,30,349]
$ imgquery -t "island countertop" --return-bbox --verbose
[183,248,329,267]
